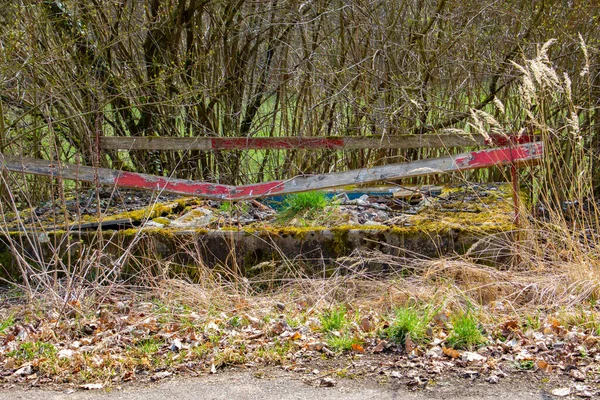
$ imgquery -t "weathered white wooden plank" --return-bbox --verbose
[0,142,543,200]
[100,134,536,151]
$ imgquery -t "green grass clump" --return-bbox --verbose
[278,191,329,220]
[318,306,364,352]
[326,334,362,352]
[0,315,15,334]
[447,312,486,350]
[385,305,432,345]
[319,305,348,333]
[515,360,535,370]
[8,341,57,361]
[134,338,163,354]
[219,201,233,212]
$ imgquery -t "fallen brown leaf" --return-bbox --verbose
[536,359,552,373]
[373,340,387,353]
[442,347,460,359]
[351,343,364,353]
[359,317,373,332]
[4,358,15,369]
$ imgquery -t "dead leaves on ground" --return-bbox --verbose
[0,299,599,398]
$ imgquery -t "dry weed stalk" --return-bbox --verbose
[0,171,166,314]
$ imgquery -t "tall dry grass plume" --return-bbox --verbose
[438,39,600,311]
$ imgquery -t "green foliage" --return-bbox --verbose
[134,338,163,354]
[219,202,233,212]
[213,348,247,367]
[318,305,363,353]
[515,360,535,370]
[278,192,329,221]
[286,315,303,329]
[8,341,57,361]
[319,305,348,333]
[385,305,431,345]
[254,339,292,363]
[228,315,242,327]
[218,201,249,215]
[192,343,211,359]
[208,333,222,345]
[524,313,541,331]
[271,339,292,358]
[0,315,15,334]
[447,312,486,350]
[326,334,361,352]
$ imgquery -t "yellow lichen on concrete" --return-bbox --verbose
[410,184,519,234]
[152,217,171,226]
[95,197,201,223]
[242,226,326,240]
[6,183,522,241]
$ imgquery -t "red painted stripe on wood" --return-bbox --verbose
[115,172,284,199]
[116,172,230,197]
[454,142,543,169]
[228,181,285,199]
[211,137,346,150]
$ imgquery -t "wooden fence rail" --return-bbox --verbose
[0,142,543,201]
[100,133,535,151]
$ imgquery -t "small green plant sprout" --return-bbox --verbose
[218,201,249,214]
[524,313,541,331]
[9,341,57,361]
[0,315,15,334]
[385,305,432,346]
[318,305,364,353]
[447,312,486,350]
[326,333,363,352]
[228,315,242,327]
[515,359,535,370]
[319,305,348,333]
[135,338,163,354]
[219,201,233,212]
[278,191,330,220]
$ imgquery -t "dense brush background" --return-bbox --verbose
[0,0,598,202]
[0,0,599,320]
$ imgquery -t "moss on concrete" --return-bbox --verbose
[106,198,197,223]
[152,217,171,226]
[331,227,350,255]
[1,183,524,282]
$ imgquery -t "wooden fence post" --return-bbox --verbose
[511,163,520,227]
[0,98,8,204]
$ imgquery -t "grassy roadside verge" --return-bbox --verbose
[0,253,599,390]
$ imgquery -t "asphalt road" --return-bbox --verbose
[0,369,562,400]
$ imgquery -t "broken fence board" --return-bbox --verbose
[100,134,536,151]
[0,142,542,201]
